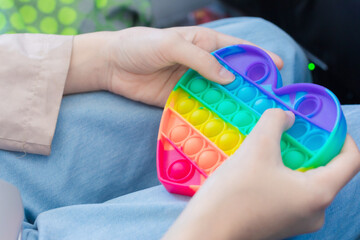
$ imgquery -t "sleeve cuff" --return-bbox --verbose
[0,34,74,155]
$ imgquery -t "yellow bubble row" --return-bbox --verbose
[169,89,245,156]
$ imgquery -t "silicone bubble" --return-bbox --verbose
[203,89,223,104]
[303,133,327,151]
[189,109,210,126]
[218,131,240,151]
[287,120,309,139]
[197,150,220,170]
[252,98,276,114]
[183,137,204,156]
[176,98,195,115]
[283,150,306,170]
[168,160,193,181]
[217,100,237,115]
[203,119,225,138]
[224,76,243,91]
[189,77,208,93]
[295,95,322,118]
[237,86,258,102]
[232,111,253,127]
[169,125,190,144]
[247,63,268,82]
[157,44,346,196]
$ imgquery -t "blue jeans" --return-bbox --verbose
[0,17,359,240]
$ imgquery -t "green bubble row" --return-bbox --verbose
[184,77,260,135]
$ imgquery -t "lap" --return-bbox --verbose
[23,186,189,240]
[0,92,163,223]
[0,17,357,239]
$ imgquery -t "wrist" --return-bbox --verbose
[164,195,237,240]
[164,177,279,240]
[64,32,110,95]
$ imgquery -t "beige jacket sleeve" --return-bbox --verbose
[0,34,73,155]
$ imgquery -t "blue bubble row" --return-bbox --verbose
[220,73,329,152]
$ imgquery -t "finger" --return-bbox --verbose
[169,37,236,85]
[310,135,360,194]
[212,30,284,70]
[175,26,284,70]
[246,109,295,148]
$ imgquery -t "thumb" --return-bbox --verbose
[243,109,295,161]
[169,38,235,85]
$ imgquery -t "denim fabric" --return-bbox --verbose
[0,17,358,240]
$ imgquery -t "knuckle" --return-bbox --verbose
[263,108,286,120]
[317,191,334,208]
[303,188,333,213]
[159,31,180,50]
[193,26,213,34]
[312,215,325,232]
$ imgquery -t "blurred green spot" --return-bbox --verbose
[38,0,56,13]
[0,12,6,30]
[61,27,77,35]
[40,17,58,34]
[0,0,14,9]
[58,7,77,25]
[96,0,108,8]
[10,13,25,30]
[20,5,37,24]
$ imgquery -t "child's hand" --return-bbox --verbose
[64,27,283,107]
[164,109,360,240]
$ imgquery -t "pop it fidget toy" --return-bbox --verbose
[157,44,347,196]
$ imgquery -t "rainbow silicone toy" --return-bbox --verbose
[157,44,347,196]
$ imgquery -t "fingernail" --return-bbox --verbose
[219,67,235,83]
[285,111,295,122]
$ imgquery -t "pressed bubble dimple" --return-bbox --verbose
[218,132,240,151]
[189,77,208,93]
[232,111,253,127]
[169,125,190,144]
[197,150,220,170]
[224,76,242,91]
[168,160,192,180]
[303,133,327,151]
[183,137,204,155]
[203,120,225,138]
[247,63,267,82]
[252,98,275,114]
[217,100,237,115]
[296,96,321,117]
[287,120,309,139]
[203,89,223,104]
[283,150,306,170]
[189,109,210,126]
[176,98,195,114]
[237,86,257,102]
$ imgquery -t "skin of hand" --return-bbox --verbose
[163,109,360,240]
[64,26,283,107]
